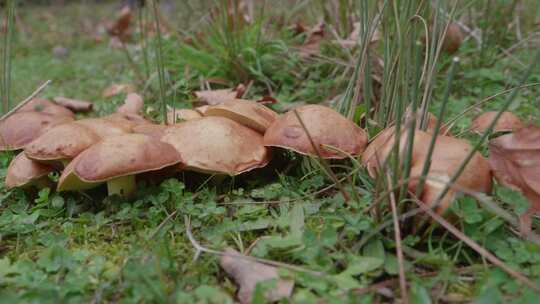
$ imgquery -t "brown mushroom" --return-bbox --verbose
[58,133,182,197]
[0,112,74,151]
[25,116,136,165]
[363,127,492,213]
[116,93,144,115]
[5,153,54,190]
[442,22,463,54]
[488,125,540,232]
[264,105,367,159]
[161,117,270,175]
[471,111,524,134]
[204,99,279,133]
[17,98,75,117]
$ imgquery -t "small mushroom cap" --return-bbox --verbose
[167,108,202,124]
[17,98,75,117]
[161,116,270,175]
[471,111,524,134]
[0,112,74,151]
[263,105,367,159]
[442,22,463,54]
[5,153,54,189]
[25,123,101,162]
[204,99,279,133]
[58,134,182,191]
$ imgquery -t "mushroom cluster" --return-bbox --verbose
[4,93,369,198]
[7,93,532,234]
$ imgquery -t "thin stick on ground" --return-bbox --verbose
[385,172,408,303]
[0,79,51,121]
[410,195,540,293]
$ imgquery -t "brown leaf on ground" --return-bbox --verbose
[471,111,524,134]
[117,93,144,114]
[337,22,382,49]
[106,5,132,42]
[220,248,294,304]
[489,125,540,234]
[194,85,245,106]
[296,21,325,57]
[53,97,93,113]
[102,84,136,98]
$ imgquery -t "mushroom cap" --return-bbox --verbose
[204,99,279,133]
[17,98,75,117]
[161,116,270,175]
[471,111,524,134]
[0,112,74,151]
[167,108,202,124]
[25,123,101,162]
[362,128,492,213]
[74,116,133,137]
[442,22,463,54]
[5,153,54,189]
[58,133,182,191]
[132,123,169,139]
[263,105,367,159]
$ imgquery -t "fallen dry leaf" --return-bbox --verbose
[297,21,325,57]
[220,248,294,304]
[116,93,144,115]
[471,111,524,134]
[489,125,540,234]
[106,5,132,42]
[337,22,382,49]
[194,85,245,106]
[102,84,136,98]
[53,97,93,113]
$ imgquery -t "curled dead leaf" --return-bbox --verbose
[53,97,93,113]
[220,248,294,304]
[106,5,132,42]
[296,21,325,57]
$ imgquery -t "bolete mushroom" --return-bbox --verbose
[25,116,137,166]
[17,98,75,117]
[0,111,74,151]
[204,99,279,133]
[5,153,54,190]
[58,133,182,197]
[264,104,367,159]
[362,127,492,214]
[161,116,270,175]
[471,111,524,135]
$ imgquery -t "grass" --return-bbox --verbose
[1,1,540,303]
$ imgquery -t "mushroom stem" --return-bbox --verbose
[107,175,136,197]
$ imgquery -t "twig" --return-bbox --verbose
[385,172,408,303]
[410,195,540,293]
[0,80,51,121]
[184,215,324,276]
